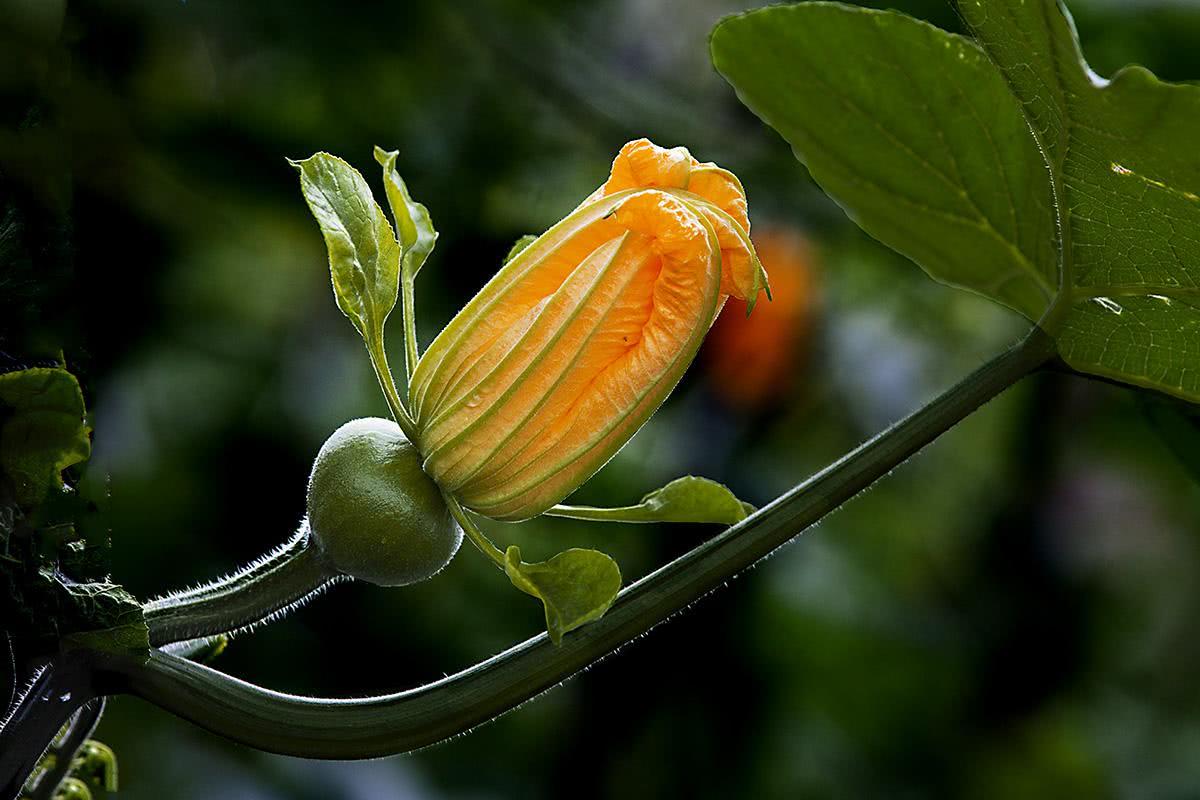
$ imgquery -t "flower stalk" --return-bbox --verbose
[143,524,339,647]
[100,327,1057,759]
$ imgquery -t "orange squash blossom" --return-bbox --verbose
[411,139,767,520]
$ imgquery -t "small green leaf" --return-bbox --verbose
[292,152,402,341]
[546,476,751,525]
[711,3,1058,321]
[373,146,437,279]
[503,545,621,645]
[0,367,90,507]
[503,234,538,265]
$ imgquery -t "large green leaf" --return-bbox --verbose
[713,0,1200,403]
[503,545,621,645]
[958,0,1200,401]
[0,367,90,507]
[711,3,1058,321]
[292,153,402,342]
[546,476,751,525]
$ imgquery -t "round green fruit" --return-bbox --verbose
[306,417,462,587]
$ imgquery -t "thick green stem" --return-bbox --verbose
[143,524,338,647]
[100,328,1056,759]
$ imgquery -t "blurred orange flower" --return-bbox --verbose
[706,227,816,410]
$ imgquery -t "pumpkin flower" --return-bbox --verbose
[410,139,767,521]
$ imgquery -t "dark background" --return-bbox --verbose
[6,0,1200,797]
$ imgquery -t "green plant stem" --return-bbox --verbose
[143,524,338,647]
[402,278,419,386]
[97,328,1057,760]
[367,336,419,443]
[443,494,506,568]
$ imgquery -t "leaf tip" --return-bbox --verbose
[374,145,399,169]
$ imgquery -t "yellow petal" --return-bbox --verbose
[415,191,721,520]
[602,138,695,195]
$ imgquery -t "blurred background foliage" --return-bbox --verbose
[5,0,1200,797]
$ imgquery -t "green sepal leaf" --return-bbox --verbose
[711,3,1058,321]
[0,367,90,507]
[503,545,621,645]
[54,575,149,656]
[503,234,538,265]
[546,476,752,525]
[373,146,438,279]
[292,152,402,342]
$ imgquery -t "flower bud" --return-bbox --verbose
[307,417,462,586]
[410,140,765,521]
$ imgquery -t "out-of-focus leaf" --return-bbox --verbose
[503,234,538,265]
[292,153,401,341]
[374,146,437,279]
[0,367,90,507]
[546,476,751,525]
[503,545,621,645]
[711,3,1058,321]
[73,740,119,793]
[1140,393,1200,483]
[162,634,229,664]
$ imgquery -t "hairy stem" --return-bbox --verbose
[97,328,1057,758]
[143,524,339,647]
[0,657,92,800]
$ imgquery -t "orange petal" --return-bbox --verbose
[602,139,695,195]
[687,165,750,232]
[417,190,721,520]
[691,203,761,302]
[410,195,627,420]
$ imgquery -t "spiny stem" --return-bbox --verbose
[0,657,92,800]
[98,328,1057,759]
[143,523,339,647]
